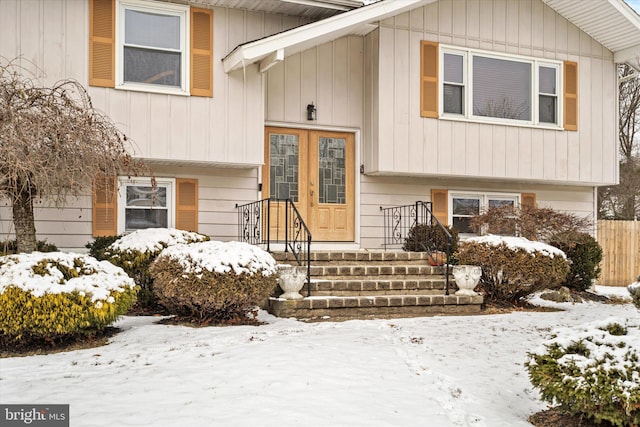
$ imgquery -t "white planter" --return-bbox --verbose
[452,265,481,296]
[278,265,307,300]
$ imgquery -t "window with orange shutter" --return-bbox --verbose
[90,0,212,97]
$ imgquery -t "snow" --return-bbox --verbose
[1,286,638,426]
[465,235,566,258]
[108,228,209,254]
[159,241,277,276]
[0,252,134,302]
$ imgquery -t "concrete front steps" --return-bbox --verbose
[266,250,484,322]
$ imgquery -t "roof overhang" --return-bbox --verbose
[222,0,435,73]
[542,0,640,71]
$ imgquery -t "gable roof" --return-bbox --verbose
[222,0,640,74]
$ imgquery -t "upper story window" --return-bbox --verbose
[89,0,213,97]
[441,48,560,126]
[421,41,577,131]
[119,2,187,92]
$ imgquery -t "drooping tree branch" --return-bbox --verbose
[0,58,150,252]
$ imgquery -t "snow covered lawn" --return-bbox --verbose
[1,286,637,427]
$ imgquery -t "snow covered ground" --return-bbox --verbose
[1,286,637,427]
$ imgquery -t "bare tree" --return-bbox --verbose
[598,63,640,220]
[0,59,148,253]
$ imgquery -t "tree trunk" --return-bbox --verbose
[12,189,37,253]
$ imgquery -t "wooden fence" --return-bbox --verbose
[597,220,640,286]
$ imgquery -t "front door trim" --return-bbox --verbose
[263,124,360,244]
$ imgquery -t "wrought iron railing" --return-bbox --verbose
[380,201,454,294]
[236,198,312,296]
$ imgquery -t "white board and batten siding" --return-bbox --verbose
[366,0,618,187]
[265,35,365,130]
[0,0,300,251]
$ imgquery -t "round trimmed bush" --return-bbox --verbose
[457,235,570,303]
[101,228,210,310]
[0,252,136,342]
[149,241,278,322]
[403,223,459,254]
[549,231,602,291]
[526,318,640,426]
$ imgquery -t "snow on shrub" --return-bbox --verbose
[102,228,210,309]
[0,252,136,341]
[149,241,278,322]
[526,318,640,426]
[629,280,640,309]
[457,235,570,303]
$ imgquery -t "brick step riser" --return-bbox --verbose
[272,252,442,263]
[309,267,447,277]
[310,290,447,296]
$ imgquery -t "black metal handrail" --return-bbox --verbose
[380,201,454,294]
[236,198,312,296]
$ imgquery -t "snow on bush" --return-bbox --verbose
[150,241,278,322]
[629,279,640,309]
[0,252,136,340]
[526,317,640,426]
[457,235,570,303]
[103,228,210,309]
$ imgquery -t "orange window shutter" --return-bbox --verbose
[89,0,115,88]
[563,61,578,131]
[431,189,449,226]
[190,7,213,97]
[521,193,536,209]
[420,41,439,118]
[176,178,199,232]
[92,176,118,237]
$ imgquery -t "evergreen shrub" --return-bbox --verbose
[0,252,136,343]
[457,235,570,303]
[549,231,603,291]
[150,241,278,322]
[102,228,209,310]
[403,223,459,263]
[526,318,640,426]
[0,239,58,255]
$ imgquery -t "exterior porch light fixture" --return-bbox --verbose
[306,103,316,121]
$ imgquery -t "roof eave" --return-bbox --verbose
[223,0,435,73]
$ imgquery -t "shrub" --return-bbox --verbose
[456,235,570,303]
[469,204,592,242]
[85,235,122,260]
[0,239,58,255]
[629,281,640,309]
[526,318,640,426]
[403,223,459,255]
[0,252,136,343]
[103,228,209,310]
[150,241,278,322]
[549,231,603,291]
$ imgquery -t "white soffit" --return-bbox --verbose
[543,0,640,68]
[222,0,435,73]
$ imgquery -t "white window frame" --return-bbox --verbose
[440,46,563,129]
[115,0,190,96]
[441,50,467,115]
[117,177,176,234]
[449,191,520,237]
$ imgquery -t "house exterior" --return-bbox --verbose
[0,0,639,252]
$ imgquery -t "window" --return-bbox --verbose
[450,192,519,235]
[438,46,564,127]
[117,1,187,93]
[118,178,175,233]
[89,0,213,97]
[92,176,199,236]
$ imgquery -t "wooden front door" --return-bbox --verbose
[263,127,355,242]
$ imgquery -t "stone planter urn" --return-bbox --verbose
[278,265,307,300]
[452,265,481,296]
